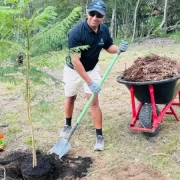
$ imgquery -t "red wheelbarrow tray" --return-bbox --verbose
[116,76,180,135]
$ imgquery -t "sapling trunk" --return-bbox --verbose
[25,26,37,167]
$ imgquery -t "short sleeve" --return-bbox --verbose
[103,28,113,50]
[68,28,82,50]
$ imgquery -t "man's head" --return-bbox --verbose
[87,0,106,29]
[87,0,106,16]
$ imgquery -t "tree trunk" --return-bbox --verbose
[160,0,168,29]
[110,9,116,38]
[132,0,141,42]
[25,26,37,168]
[115,0,117,37]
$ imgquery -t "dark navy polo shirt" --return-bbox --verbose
[68,20,113,71]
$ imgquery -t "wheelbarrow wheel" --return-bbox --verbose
[139,103,160,137]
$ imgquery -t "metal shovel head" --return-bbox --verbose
[50,137,71,158]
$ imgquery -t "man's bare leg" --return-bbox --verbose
[86,94,102,129]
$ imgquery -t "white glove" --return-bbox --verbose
[88,81,101,95]
[120,41,128,52]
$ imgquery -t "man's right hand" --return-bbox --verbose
[88,81,101,95]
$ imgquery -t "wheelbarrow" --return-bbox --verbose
[117,76,180,136]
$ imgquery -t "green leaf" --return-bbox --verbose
[28,6,57,30]
[31,6,82,56]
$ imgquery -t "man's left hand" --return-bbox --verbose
[120,41,128,52]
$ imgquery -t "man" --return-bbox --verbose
[60,0,128,151]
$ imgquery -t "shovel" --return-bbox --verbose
[50,43,126,158]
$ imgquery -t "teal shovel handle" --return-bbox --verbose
[76,49,121,125]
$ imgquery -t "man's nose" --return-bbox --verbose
[92,15,98,19]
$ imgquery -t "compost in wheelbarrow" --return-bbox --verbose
[117,76,180,104]
[117,76,180,136]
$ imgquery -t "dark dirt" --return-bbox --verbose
[0,150,93,180]
[123,54,180,82]
[21,155,52,180]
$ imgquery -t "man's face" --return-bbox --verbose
[87,11,105,28]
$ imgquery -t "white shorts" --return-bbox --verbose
[63,64,101,97]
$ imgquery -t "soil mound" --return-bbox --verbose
[123,54,180,82]
[0,150,93,180]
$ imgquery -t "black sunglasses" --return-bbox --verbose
[88,11,104,18]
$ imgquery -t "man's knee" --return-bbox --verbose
[66,96,76,104]
[90,99,99,108]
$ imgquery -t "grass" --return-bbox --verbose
[24,136,33,145]
[4,83,16,90]
[31,50,67,69]
[31,99,63,128]
[1,38,180,179]
[168,30,180,43]
[8,125,21,133]
[2,112,20,123]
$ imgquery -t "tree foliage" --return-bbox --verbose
[31,6,82,56]
[1,0,179,45]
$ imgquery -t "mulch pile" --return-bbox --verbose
[123,54,180,82]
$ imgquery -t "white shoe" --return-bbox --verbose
[94,135,104,151]
[59,125,71,138]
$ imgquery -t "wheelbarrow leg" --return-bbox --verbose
[169,106,180,121]
[129,85,161,136]
[129,85,143,127]
[166,90,180,121]
[149,85,159,130]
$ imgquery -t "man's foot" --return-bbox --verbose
[60,125,71,138]
[94,135,104,151]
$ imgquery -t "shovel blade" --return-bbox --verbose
[50,138,71,158]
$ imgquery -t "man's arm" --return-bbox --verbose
[72,54,101,95]
[105,45,119,54]
[71,54,92,84]
[105,41,129,54]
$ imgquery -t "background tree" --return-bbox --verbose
[132,0,141,42]
[160,0,168,29]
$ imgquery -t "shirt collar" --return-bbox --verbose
[84,19,103,33]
